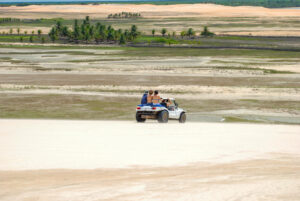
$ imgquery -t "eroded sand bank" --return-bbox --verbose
[0,120,299,201]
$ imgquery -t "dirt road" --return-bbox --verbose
[0,120,299,201]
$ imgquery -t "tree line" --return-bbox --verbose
[0,27,43,36]
[107,12,142,19]
[48,16,140,44]
[152,26,214,38]
[0,18,21,24]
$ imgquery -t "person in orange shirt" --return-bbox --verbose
[147,90,153,104]
[152,90,161,104]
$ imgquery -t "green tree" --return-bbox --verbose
[55,21,62,33]
[83,16,90,25]
[73,19,81,41]
[124,29,130,40]
[119,33,126,44]
[107,28,115,41]
[62,26,70,37]
[31,30,35,35]
[187,28,195,38]
[37,29,42,37]
[130,25,139,40]
[84,30,91,43]
[180,31,186,39]
[17,28,20,35]
[89,25,95,38]
[172,31,176,38]
[41,36,45,43]
[9,28,13,35]
[201,26,214,37]
[161,28,167,37]
[19,36,23,42]
[99,25,107,41]
[49,27,57,43]
[24,31,27,35]
[29,35,34,43]
[152,29,155,37]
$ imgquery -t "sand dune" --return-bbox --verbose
[2,4,300,18]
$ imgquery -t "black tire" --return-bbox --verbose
[179,112,186,123]
[158,110,169,123]
[136,112,146,123]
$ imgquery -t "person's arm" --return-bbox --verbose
[158,96,162,103]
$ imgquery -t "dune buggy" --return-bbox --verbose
[136,98,186,123]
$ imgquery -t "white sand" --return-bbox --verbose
[0,119,299,170]
[0,119,300,201]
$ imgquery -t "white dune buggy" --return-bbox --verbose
[136,98,186,123]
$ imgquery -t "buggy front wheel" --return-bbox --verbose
[179,112,186,123]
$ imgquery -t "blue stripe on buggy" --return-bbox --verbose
[138,103,164,107]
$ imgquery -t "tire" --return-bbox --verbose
[136,112,146,123]
[179,112,186,123]
[158,110,169,123]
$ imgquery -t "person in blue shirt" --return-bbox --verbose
[141,90,148,104]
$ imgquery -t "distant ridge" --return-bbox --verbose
[0,0,300,8]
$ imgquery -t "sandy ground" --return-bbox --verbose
[2,4,300,18]
[0,119,299,201]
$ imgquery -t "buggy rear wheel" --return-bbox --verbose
[136,112,146,123]
[158,110,169,123]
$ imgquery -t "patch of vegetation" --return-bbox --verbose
[134,36,179,45]
[0,94,138,120]
[108,12,142,19]
[48,16,140,44]
[201,26,215,37]
[224,116,263,123]
[0,18,21,24]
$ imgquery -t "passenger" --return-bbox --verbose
[152,90,161,104]
[147,90,154,104]
[161,99,167,107]
[166,99,172,107]
[141,90,148,105]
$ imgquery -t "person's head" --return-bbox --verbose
[154,90,159,95]
[149,90,153,95]
[144,90,148,94]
